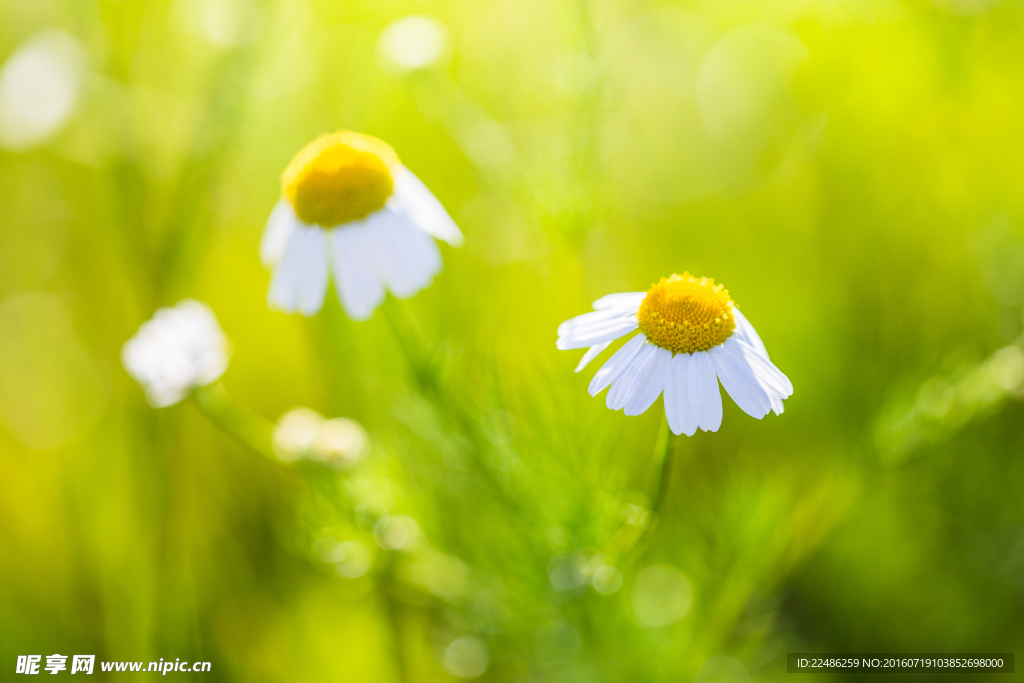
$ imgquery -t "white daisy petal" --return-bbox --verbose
[709,344,771,419]
[686,352,709,431]
[394,206,444,285]
[558,306,635,337]
[268,224,330,316]
[662,354,683,435]
[588,333,647,396]
[723,336,793,397]
[729,305,770,360]
[363,210,416,297]
[260,200,297,267]
[575,340,612,373]
[663,353,698,436]
[724,337,789,416]
[392,165,463,246]
[556,317,639,350]
[360,205,442,298]
[624,346,672,416]
[331,225,384,321]
[592,292,646,311]
[687,351,722,432]
[607,343,657,411]
[558,315,638,347]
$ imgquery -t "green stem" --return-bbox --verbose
[380,300,431,387]
[192,382,276,461]
[605,414,676,566]
[382,573,410,683]
[648,414,676,520]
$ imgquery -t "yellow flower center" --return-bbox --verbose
[637,273,736,354]
[282,131,400,226]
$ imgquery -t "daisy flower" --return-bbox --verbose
[261,130,463,320]
[557,273,793,436]
[122,299,231,408]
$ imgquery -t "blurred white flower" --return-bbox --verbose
[377,16,448,72]
[122,300,230,408]
[262,130,462,320]
[557,273,792,435]
[272,407,367,467]
[0,29,85,151]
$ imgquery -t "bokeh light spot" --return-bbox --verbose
[378,16,448,72]
[631,563,692,628]
[443,636,489,678]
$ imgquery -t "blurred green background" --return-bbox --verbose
[1,0,1023,680]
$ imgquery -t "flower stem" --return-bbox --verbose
[602,414,677,569]
[381,571,410,683]
[192,382,276,461]
[648,414,676,520]
[380,299,434,393]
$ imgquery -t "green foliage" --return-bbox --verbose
[1,0,1023,681]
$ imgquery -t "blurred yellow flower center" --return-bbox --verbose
[637,273,736,354]
[282,131,400,226]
